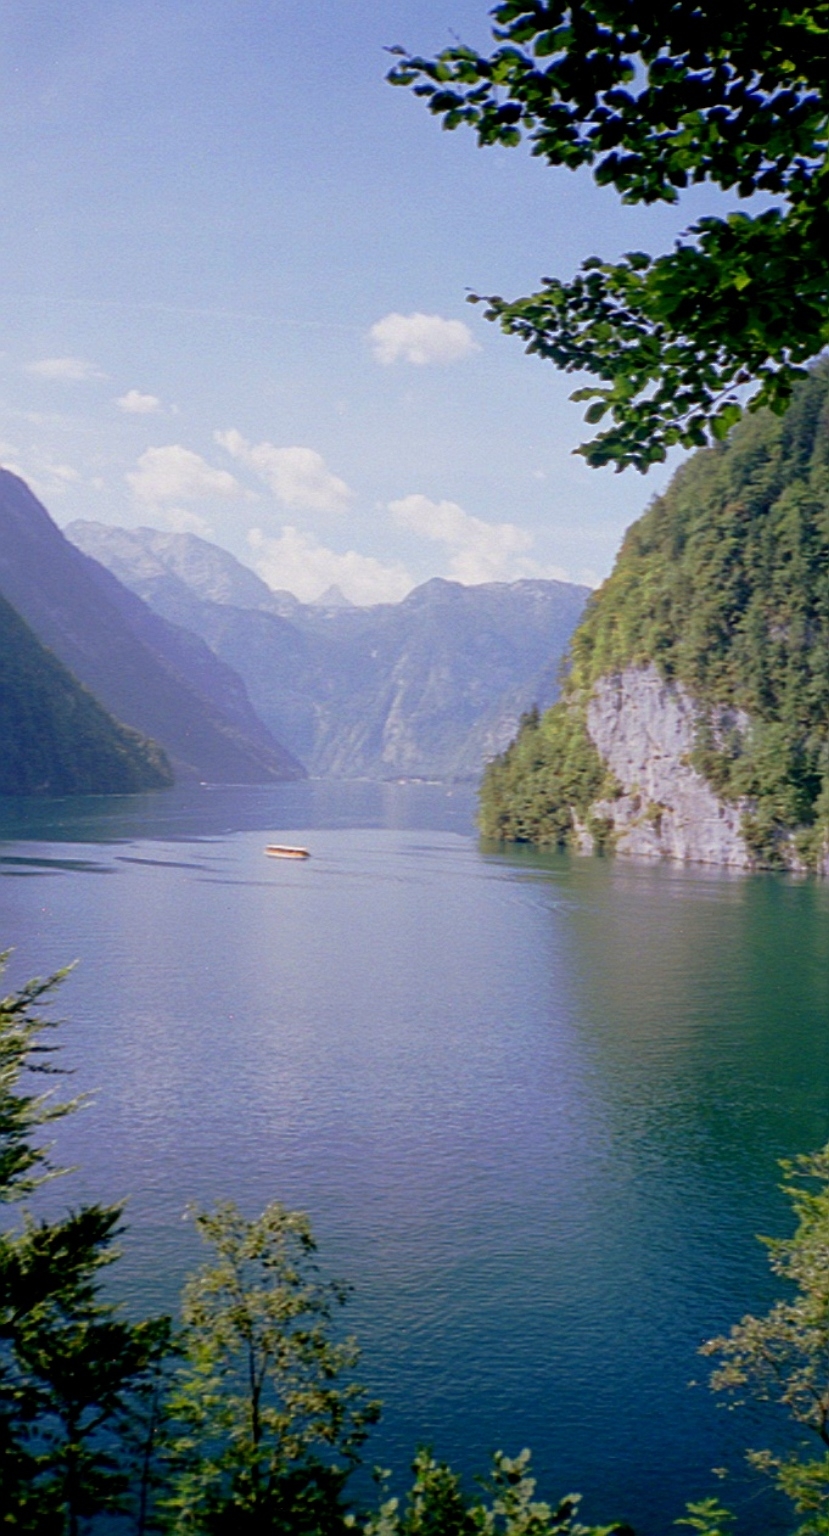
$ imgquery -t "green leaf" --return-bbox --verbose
[391,3,829,469]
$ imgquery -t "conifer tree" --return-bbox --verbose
[0,954,171,1532]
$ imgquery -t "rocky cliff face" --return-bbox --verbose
[566,665,829,874]
[575,666,754,867]
[480,369,829,874]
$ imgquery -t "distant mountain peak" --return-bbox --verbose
[65,516,590,782]
[0,487,304,784]
[66,521,281,613]
[312,584,354,609]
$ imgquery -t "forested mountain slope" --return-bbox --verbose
[0,471,303,784]
[0,592,172,795]
[66,521,590,782]
[480,366,829,872]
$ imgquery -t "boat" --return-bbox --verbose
[265,844,311,859]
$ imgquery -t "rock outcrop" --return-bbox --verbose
[479,367,829,873]
[576,666,753,867]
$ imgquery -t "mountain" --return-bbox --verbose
[0,471,304,784]
[479,365,829,874]
[0,591,172,796]
[65,521,590,781]
[312,585,354,609]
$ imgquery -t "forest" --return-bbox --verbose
[479,365,829,867]
[0,595,171,797]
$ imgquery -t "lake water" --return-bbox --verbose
[0,780,827,1534]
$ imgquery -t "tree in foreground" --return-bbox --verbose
[163,1200,380,1534]
[0,955,171,1533]
[0,957,78,1204]
[389,2,829,471]
[703,1144,829,1535]
[360,1446,637,1536]
[7,948,826,1534]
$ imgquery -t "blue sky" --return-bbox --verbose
[0,1,726,602]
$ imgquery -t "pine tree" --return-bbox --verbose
[0,954,172,1532]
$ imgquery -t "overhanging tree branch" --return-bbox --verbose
[389,2,829,470]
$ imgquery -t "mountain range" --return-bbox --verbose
[0,470,303,786]
[65,521,590,781]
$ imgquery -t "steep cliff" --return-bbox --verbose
[576,665,754,866]
[480,367,829,872]
[0,592,172,796]
[0,471,304,784]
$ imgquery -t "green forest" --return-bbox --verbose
[480,365,829,868]
[0,595,172,797]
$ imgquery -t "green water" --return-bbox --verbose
[0,781,826,1533]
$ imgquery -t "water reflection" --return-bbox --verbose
[0,789,825,1535]
[479,847,828,1529]
[0,779,477,846]
[0,853,114,875]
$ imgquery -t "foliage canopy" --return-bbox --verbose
[704,1144,829,1535]
[390,2,829,470]
[164,1200,379,1534]
[0,957,169,1533]
[362,1447,633,1536]
[480,364,829,864]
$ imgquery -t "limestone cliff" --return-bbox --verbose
[480,367,829,874]
[576,665,753,866]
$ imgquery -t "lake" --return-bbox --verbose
[0,780,827,1533]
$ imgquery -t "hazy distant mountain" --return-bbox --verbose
[67,522,301,619]
[68,521,590,781]
[0,591,172,796]
[312,585,355,609]
[76,523,283,612]
[0,472,304,784]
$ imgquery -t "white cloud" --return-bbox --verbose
[45,462,80,483]
[0,451,81,499]
[127,445,242,505]
[369,312,479,367]
[26,356,107,382]
[117,389,162,415]
[248,526,413,606]
[389,494,568,585]
[0,465,72,503]
[216,430,353,514]
[156,506,215,537]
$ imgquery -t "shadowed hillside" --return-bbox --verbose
[0,470,304,785]
[0,592,172,795]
